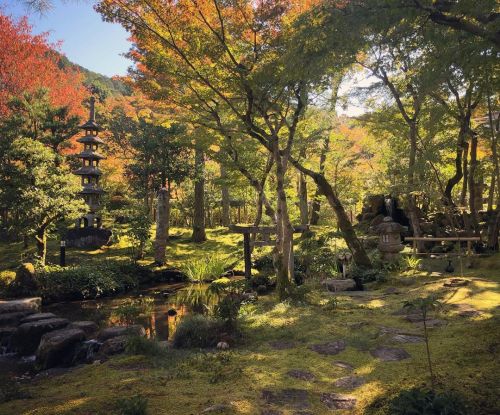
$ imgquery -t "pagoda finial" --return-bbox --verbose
[89,96,96,122]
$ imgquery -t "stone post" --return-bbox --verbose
[154,187,169,265]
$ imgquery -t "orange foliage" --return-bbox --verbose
[0,13,85,117]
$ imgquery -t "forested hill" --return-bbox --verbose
[57,54,132,99]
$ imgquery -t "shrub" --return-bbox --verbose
[213,293,242,329]
[389,388,469,415]
[172,315,222,348]
[125,335,163,357]
[404,256,423,273]
[116,394,149,415]
[348,264,387,284]
[182,254,231,282]
[252,252,274,271]
[34,260,152,302]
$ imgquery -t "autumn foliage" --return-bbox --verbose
[0,13,85,117]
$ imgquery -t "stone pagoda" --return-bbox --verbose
[74,97,105,228]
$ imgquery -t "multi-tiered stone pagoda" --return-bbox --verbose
[74,97,105,228]
[67,97,111,248]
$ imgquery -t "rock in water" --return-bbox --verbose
[20,313,57,324]
[13,317,69,355]
[69,321,99,336]
[36,328,86,370]
[0,297,41,314]
[97,325,145,342]
[99,335,128,356]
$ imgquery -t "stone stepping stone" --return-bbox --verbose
[333,361,354,371]
[320,393,356,410]
[261,389,311,410]
[12,317,70,355]
[309,340,346,355]
[97,325,145,341]
[450,304,482,318]
[370,347,410,361]
[269,340,296,350]
[0,311,32,327]
[286,369,315,381]
[20,313,57,324]
[202,404,232,413]
[444,279,469,287]
[0,297,41,314]
[69,321,99,336]
[36,328,86,370]
[334,375,365,389]
[413,319,447,328]
[392,334,424,343]
[260,410,282,415]
[384,287,401,295]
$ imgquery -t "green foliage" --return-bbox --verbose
[172,315,222,349]
[349,264,387,284]
[115,394,149,415]
[125,335,164,357]
[389,387,469,415]
[182,254,231,283]
[125,205,153,260]
[113,297,155,325]
[34,261,151,302]
[186,352,242,384]
[404,296,442,319]
[213,294,242,329]
[323,296,340,311]
[253,252,274,271]
[404,256,423,273]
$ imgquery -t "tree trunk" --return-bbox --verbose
[487,171,495,211]
[468,132,480,233]
[444,121,469,205]
[460,142,469,206]
[298,172,308,226]
[220,164,230,227]
[192,146,207,242]
[154,187,169,265]
[310,136,330,225]
[35,227,47,266]
[273,141,294,300]
[291,158,371,268]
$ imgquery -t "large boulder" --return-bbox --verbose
[12,317,69,355]
[99,335,128,356]
[20,313,57,324]
[97,325,145,342]
[36,328,86,370]
[0,311,33,327]
[322,279,356,292]
[0,297,41,314]
[69,321,99,337]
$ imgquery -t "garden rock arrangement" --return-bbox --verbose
[0,297,146,371]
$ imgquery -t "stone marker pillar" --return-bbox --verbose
[154,187,169,265]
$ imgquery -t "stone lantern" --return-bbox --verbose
[376,217,407,261]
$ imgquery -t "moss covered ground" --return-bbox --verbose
[1,230,499,414]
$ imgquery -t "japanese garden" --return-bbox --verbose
[0,1,499,414]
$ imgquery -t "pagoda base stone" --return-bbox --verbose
[66,227,112,249]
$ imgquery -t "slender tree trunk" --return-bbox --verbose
[298,172,308,226]
[273,140,294,299]
[444,121,470,205]
[154,187,169,265]
[192,146,207,242]
[220,164,230,227]
[310,138,329,225]
[488,171,496,211]
[35,227,47,266]
[468,132,480,233]
[460,142,469,206]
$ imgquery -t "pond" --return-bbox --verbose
[43,281,199,341]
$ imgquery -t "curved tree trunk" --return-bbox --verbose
[220,164,230,227]
[35,226,47,266]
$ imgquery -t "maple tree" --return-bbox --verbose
[0,13,85,117]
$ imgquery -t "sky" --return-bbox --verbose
[0,0,131,77]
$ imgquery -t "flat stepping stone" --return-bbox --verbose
[413,319,447,328]
[333,361,354,371]
[12,317,70,355]
[260,410,282,415]
[202,404,232,413]
[320,393,356,410]
[286,369,315,381]
[450,304,482,318]
[384,287,401,295]
[261,389,310,410]
[20,313,57,324]
[392,334,424,343]
[444,279,469,287]
[334,375,365,389]
[269,341,296,350]
[370,347,410,361]
[69,321,99,336]
[309,340,346,355]
[0,298,41,314]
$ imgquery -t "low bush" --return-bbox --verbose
[182,254,231,282]
[348,264,387,284]
[125,335,164,357]
[32,260,152,302]
[389,387,469,415]
[172,315,223,349]
[252,252,274,271]
[116,394,149,415]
